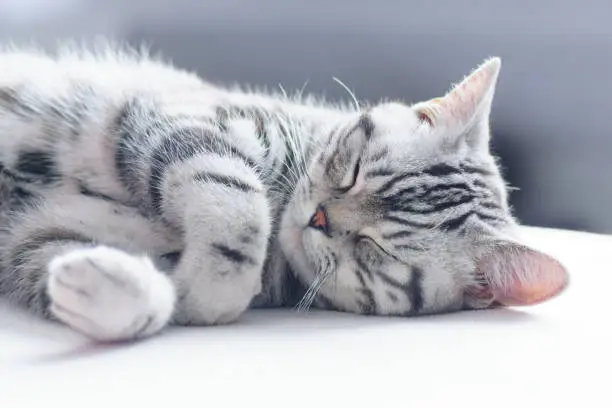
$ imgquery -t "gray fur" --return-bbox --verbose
[0,46,567,342]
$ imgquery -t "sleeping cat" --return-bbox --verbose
[0,45,569,342]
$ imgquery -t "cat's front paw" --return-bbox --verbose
[47,246,176,342]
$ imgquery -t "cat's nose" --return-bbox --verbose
[308,205,331,236]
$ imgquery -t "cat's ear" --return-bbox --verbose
[413,57,501,150]
[465,241,569,308]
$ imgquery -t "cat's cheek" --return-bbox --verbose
[278,219,302,253]
[279,226,315,282]
[279,220,309,266]
[281,227,302,252]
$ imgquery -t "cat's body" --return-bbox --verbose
[0,45,569,342]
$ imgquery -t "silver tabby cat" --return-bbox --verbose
[0,45,569,342]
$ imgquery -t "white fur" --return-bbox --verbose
[47,246,175,341]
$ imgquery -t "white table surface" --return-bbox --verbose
[1,226,610,407]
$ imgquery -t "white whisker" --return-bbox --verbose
[332,76,360,111]
[296,269,331,312]
[277,83,288,99]
[298,80,310,99]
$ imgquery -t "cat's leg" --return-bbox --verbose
[0,193,179,341]
[164,157,271,325]
[115,106,271,325]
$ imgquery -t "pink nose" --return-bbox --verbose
[308,205,331,236]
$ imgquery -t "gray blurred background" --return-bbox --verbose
[0,0,610,233]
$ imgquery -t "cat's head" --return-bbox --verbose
[279,58,569,315]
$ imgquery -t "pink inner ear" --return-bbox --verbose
[476,243,569,306]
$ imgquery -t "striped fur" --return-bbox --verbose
[0,45,564,342]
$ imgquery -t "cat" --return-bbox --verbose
[0,44,569,342]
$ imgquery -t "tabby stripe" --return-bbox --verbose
[355,268,376,314]
[381,186,419,208]
[114,99,157,193]
[251,109,271,153]
[383,214,434,229]
[0,88,38,117]
[378,163,465,198]
[354,267,367,286]
[166,126,257,168]
[354,255,374,281]
[38,284,51,314]
[149,127,257,211]
[461,163,492,177]
[382,182,472,209]
[375,268,424,314]
[382,230,414,240]
[10,229,94,270]
[375,173,415,196]
[149,131,202,211]
[421,192,473,208]
[407,267,424,313]
[1,166,36,183]
[475,211,507,224]
[421,163,463,177]
[404,194,475,214]
[11,186,38,209]
[212,243,256,265]
[386,290,399,303]
[471,179,489,189]
[214,106,230,132]
[328,253,339,276]
[479,200,501,210]
[78,183,125,204]
[115,99,259,201]
[438,211,474,232]
[394,243,425,251]
[15,150,61,185]
[423,191,474,207]
[417,182,473,198]
[374,269,406,292]
[368,147,389,163]
[358,289,376,314]
[193,172,259,193]
[218,106,272,153]
[22,266,51,313]
[366,168,395,178]
[358,114,375,140]
[161,251,182,268]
